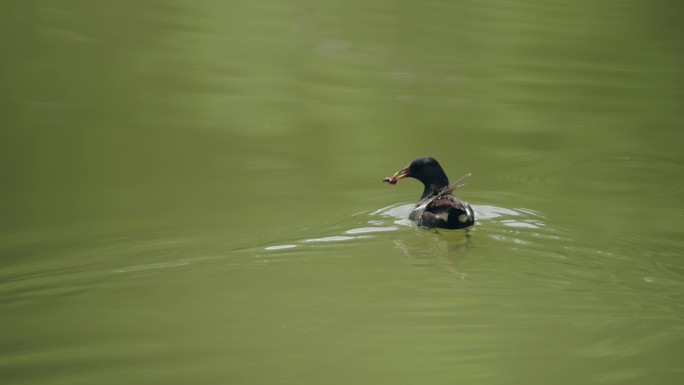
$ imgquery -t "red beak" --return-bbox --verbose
[383,166,410,185]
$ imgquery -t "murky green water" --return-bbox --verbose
[2,1,684,384]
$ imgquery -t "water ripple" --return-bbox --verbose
[496,152,684,198]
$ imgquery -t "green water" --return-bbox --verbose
[2,1,684,384]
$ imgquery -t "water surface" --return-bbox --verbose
[1,1,683,384]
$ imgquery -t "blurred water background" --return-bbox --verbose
[1,1,683,384]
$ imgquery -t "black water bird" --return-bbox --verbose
[383,157,475,229]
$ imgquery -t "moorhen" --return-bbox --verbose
[383,156,475,229]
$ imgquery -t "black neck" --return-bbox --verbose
[419,176,449,200]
